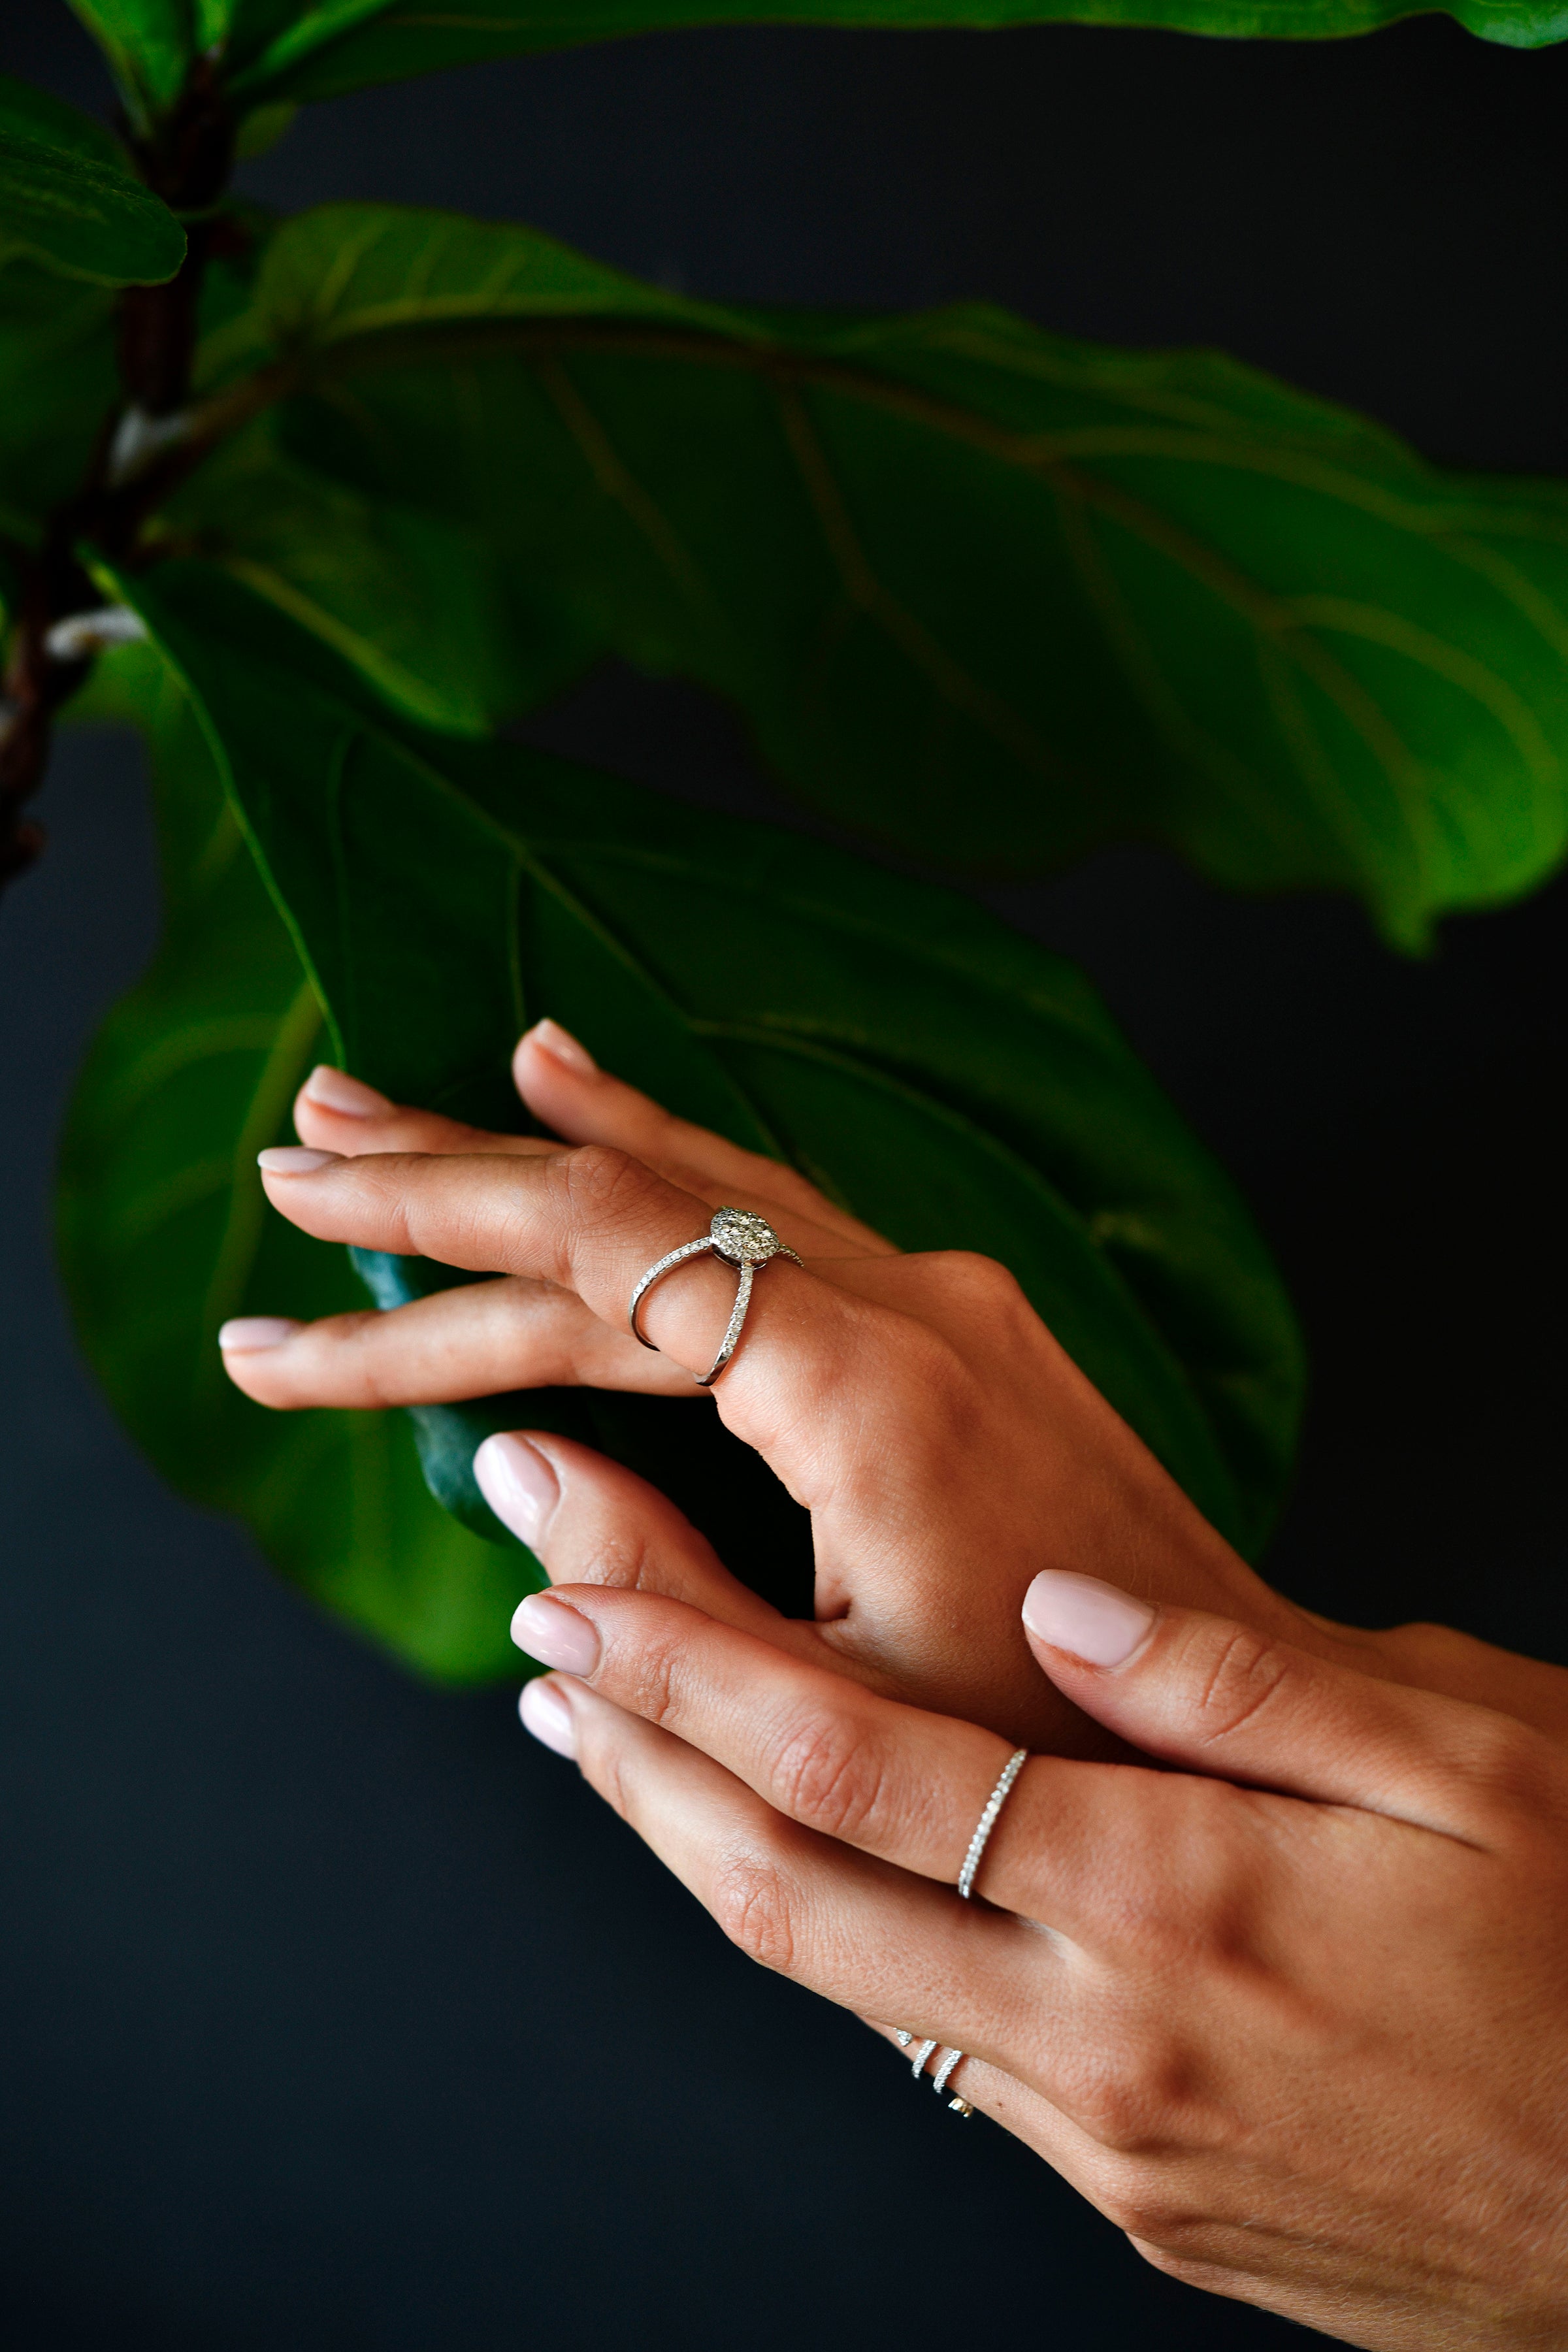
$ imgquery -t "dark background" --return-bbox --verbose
[3,5,1566,2345]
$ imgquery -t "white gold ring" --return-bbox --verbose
[897,2032,974,2117]
[627,1206,802,1388]
[958,1746,1028,1901]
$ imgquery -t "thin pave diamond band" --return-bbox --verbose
[958,1746,1028,1901]
[897,2034,974,2117]
[931,2048,971,2114]
[627,1207,802,1387]
[886,1747,1028,2122]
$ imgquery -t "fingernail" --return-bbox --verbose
[302,1065,392,1118]
[526,1019,596,1076]
[218,1316,301,1352]
[474,1431,559,1548]
[1022,1571,1156,1668]
[511,1592,600,1674]
[519,1677,578,1758]
[257,1147,341,1175]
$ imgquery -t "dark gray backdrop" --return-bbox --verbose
[3,5,1565,2345]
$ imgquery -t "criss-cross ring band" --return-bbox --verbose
[628,1207,803,1388]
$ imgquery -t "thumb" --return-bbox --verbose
[1021,1569,1542,1836]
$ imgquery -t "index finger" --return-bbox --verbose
[255,1143,874,1454]
[514,1580,1220,1941]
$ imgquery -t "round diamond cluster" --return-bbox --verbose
[710,1206,779,1265]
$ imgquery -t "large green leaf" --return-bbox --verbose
[61,0,1568,137]
[0,74,184,287]
[106,557,1305,1575]
[63,4,197,129]
[0,263,118,545]
[56,642,535,1682]
[191,204,1568,951]
[214,0,1568,120]
[157,413,595,734]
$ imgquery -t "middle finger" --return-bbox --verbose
[515,1581,1189,1942]
[255,1143,892,1477]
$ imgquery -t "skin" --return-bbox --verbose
[221,1019,1568,1753]
[506,1569,1568,2351]
[223,1021,1568,2337]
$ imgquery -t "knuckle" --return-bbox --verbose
[598,1607,685,1726]
[921,1249,1028,1312]
[1067,2037,1191,2155]
[319,1311,408,1405]
[1383,1618,1469,1676]
[1126,2232,1221,2288]
[561,1143,656,1223]
[1089,2161,1218,2259]
[884,1318,987,1435]
[578,1719,635,1826]
[917,1250,1039,1348]
[1453,1714,1556,1816]
[572,1517,661,1597]
[708,1846,798,1975]
[1185,1622,1298,1748]
[766,1715,887,1843]
[1105,2193,1195,2247]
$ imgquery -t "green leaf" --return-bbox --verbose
[0,74,185,286]
[65,2,195,126]
[108,557,1305,1570]
[0,263,118,544]
[56,642,536,1682]
[219,0,1568,116]
[199,205,1568,951]
[163,414,595,734]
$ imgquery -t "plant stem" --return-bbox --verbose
[0,57,235,892]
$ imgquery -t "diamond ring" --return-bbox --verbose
[628,1207,803,1388]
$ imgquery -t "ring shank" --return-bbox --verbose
[627,1236,717,1352]
[626,1212,802,1387]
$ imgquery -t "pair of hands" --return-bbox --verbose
[223,1017,1568,1750]
[220,1019,1568,2347]
[511,1560,1568,2352]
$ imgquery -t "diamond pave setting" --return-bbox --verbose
[708,1206,781,1267]
[627,1207,801,1386]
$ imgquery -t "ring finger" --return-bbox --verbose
[555,1674,1054,2072]
[250,1143,903,1486]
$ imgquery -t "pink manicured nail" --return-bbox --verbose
[257,1147,340,1175]
[512,1592,599,1674]
[526,1019,596,1075]
[1022,1571,1156,1667]
[519,1677,578,1758]
[218,1316,301,1351]
[474,1432,559,1547]
[302,1065,392,1118]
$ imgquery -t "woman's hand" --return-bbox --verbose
[219,1017,1333,1752]
[508,1564,1568,2351]
[220,1018,1568,1750]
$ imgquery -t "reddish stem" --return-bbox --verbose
[0,56,236,890]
